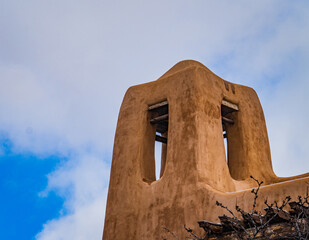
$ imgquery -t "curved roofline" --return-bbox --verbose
[158,59,218,80]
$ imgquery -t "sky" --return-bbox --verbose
[1,1,309,239]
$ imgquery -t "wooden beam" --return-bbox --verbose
[222,116,234,125]
[222,100,239,111]
[150,114,168,124]
[148,100,168,111]
[155,135,167,144]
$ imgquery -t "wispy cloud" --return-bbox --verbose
[36,155,110,240]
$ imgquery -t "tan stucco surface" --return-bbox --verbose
[103,60,309,239]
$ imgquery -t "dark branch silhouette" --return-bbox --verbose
[162,177,309,240]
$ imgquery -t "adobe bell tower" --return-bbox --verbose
[103,60,309,239]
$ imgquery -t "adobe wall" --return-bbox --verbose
[103,60,309,239]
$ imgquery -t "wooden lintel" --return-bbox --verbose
[222,100,239,111]
[148,100,168,111]
[150,114,168,124]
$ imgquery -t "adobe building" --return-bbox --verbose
[102,60,309,239]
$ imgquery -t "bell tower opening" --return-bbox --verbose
[221,99,239,169]
[148,100,168,180]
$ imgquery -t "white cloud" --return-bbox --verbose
[266,67,309,177]
[1,0,309,239]
[36,196,106,240]
[36,155,109,240]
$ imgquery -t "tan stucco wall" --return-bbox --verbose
[103,60,309,239]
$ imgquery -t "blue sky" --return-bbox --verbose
[1,1,309,239]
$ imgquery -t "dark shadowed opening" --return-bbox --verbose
[149,100,168,181]
[221,100,238,171]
